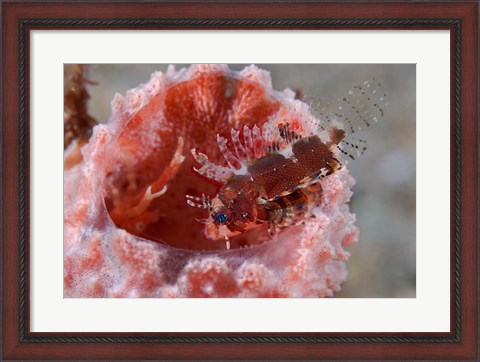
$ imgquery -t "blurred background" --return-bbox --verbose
[80,64,416,298]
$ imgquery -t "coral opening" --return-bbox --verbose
[104,68,281,250]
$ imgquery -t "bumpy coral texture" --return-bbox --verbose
[64,64,358,297]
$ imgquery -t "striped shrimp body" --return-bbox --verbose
[187,78,387,249]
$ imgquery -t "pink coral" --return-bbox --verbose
[64,64,359,298]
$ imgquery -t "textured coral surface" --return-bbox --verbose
[64,64,358,297]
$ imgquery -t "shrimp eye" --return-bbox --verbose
[213,212,228,224]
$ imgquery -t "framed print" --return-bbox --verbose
[2,1,478,361]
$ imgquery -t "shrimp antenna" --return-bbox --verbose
[186,194,212,210]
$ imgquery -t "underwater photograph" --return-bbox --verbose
[64,64,415,298]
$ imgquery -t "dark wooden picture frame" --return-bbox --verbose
[2,1,478,360]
